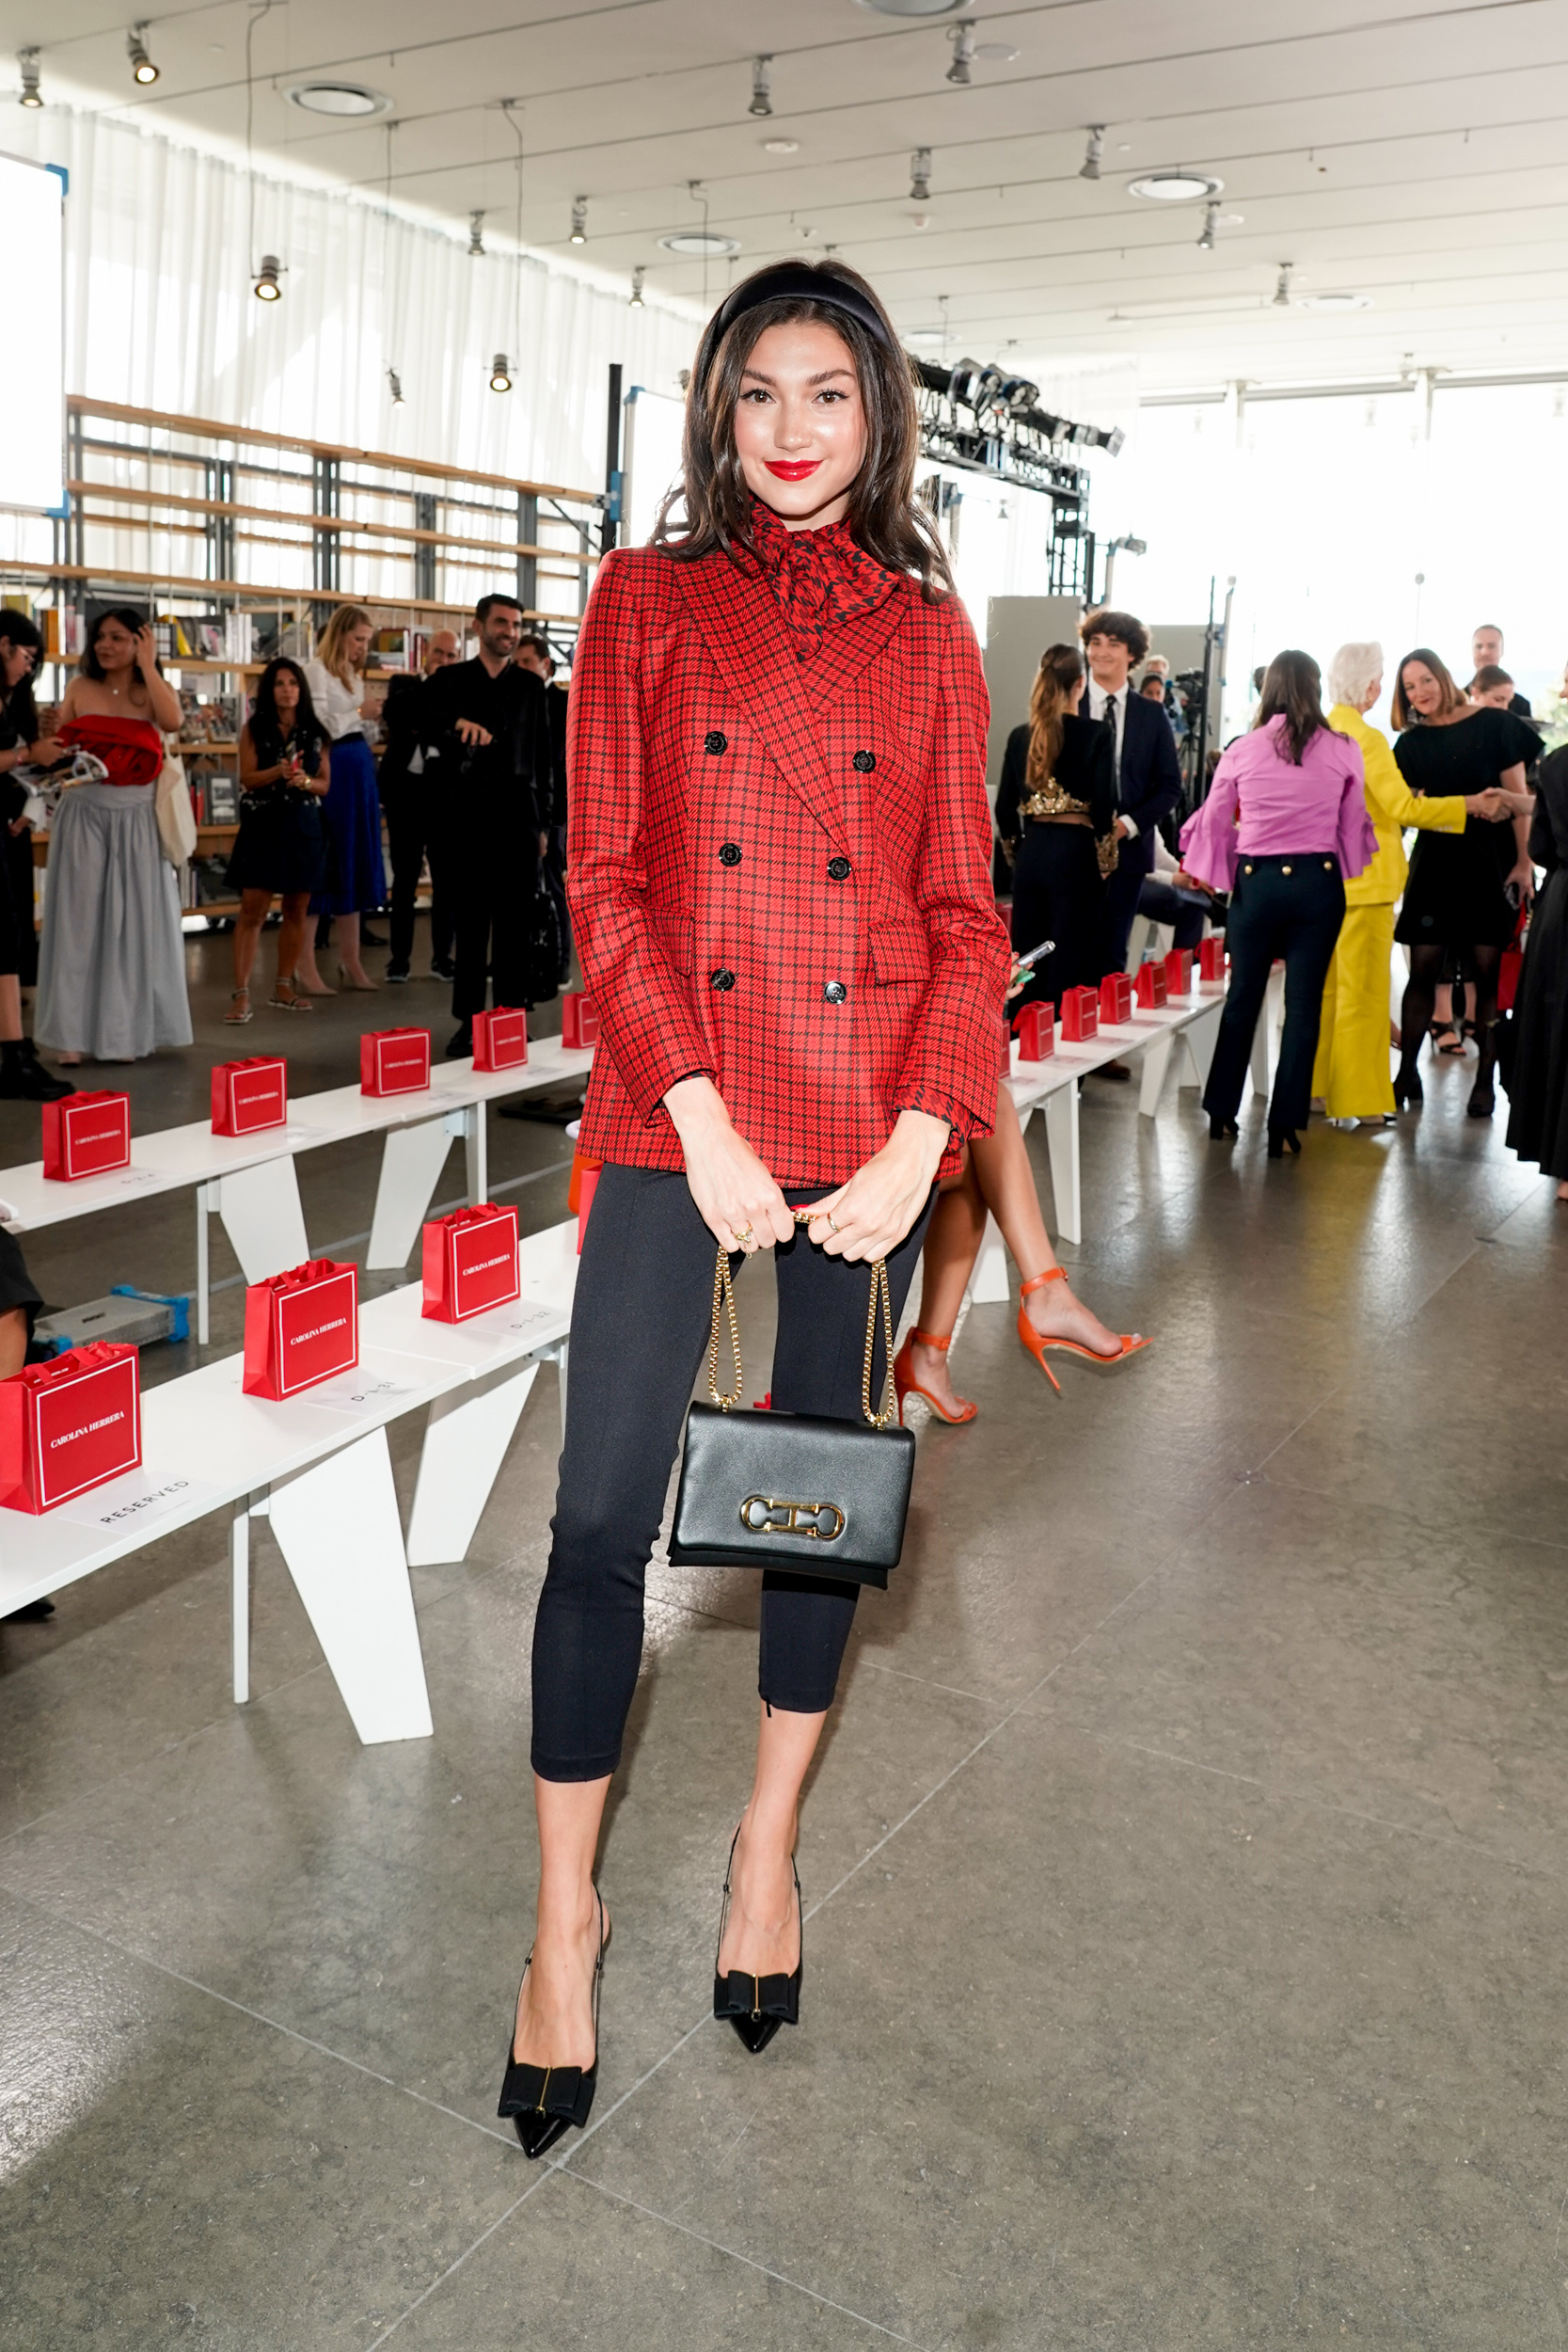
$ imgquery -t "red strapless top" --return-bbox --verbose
[58,714,165,787]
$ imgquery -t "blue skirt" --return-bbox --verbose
[311,732,388,915]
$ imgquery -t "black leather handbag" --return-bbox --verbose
[668,1226,916,1591]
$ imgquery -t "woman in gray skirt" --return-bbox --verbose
[35,607,192,1064]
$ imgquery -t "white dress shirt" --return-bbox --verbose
[304,659,370,742]
[1086,678,1140,839]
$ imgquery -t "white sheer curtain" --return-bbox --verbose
[2,103,698,533]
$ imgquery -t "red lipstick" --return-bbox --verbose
[765,460,822,481]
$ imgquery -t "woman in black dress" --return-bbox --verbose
[995,642,1117,1013]
[226,659,330,1021]
[1390,648,1535,1118]
[1505,746,1568,1201]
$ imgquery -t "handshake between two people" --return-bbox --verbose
[663,1073,948,1263]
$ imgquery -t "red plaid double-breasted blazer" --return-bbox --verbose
[564,542,1011,1187]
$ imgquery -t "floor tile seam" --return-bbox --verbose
[798,1514,1235,1924]
[1,1884,520,2150]
[1255,1464,1568,1555]
[360,2172,554,2350]
[0,1652,335,1851]
[1060,1725,1558,1879]
[561,2171,939,2349]
[849,1655,993,1705]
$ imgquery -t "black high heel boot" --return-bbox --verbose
[498,1891,607,2159]
[1267,1125,1301,1159]
[1392,1064,1423,1109]
[1208,1114,1239,1141]
[1467,1025,1497,1118]
[713,1825,803,2056]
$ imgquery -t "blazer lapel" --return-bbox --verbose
[801,586,911,712]
[673,553,848,849]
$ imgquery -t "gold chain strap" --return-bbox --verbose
[707,1248,744,1410]
[706,1218,895,1429]
[861,1258,896,1428]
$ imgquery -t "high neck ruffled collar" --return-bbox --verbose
[737,500,898,659]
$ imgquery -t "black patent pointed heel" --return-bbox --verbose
[1392,1064,1423,1109]
[1208,1114,1239,1141]
[498,1891,607,2159]
[1267,1125,1301,1160]
[713,1825,802,2057]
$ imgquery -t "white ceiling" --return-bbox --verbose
[9,0,1568,393]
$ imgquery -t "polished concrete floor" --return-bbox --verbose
[2,928,1566,2349]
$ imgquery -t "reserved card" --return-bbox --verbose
[57,1470,216,1534]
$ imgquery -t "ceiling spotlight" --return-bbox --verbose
[570,196,587,245]
[18,48,42,107]
[764,136,799,153]
[749,55,772,118]
[946,22,976,84]
[629,264,645,309]
[910,146,933,202]
[467,210,484,258]
[1196,202,1220,250]
[489,353,513,393]
[253,254,283,302]
[388,368,404,405]
[1129,168,1224,203]
[128,24,158,85]
[1080,125,1104,181]
[1273,262,1294,309]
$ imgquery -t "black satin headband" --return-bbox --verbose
[695,267,895,390]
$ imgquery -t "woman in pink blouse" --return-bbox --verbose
[1179,650,1376,1158]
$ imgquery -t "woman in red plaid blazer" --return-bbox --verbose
[499,261,1010,2154]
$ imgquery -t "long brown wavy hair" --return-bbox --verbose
[1255,648,1338,764]
[1025,644,1085,791]
[652,259,953,600]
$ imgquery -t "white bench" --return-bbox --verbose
[968,984,1227,1300]
[0,1040,594,1339]
[0,1220,579,1747]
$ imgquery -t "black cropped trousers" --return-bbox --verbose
[530,1163,933,1783]
[1202,853,1346,1133]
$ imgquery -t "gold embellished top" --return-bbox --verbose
[1020,776,1092,820]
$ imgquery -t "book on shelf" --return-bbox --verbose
[206,776,241,824]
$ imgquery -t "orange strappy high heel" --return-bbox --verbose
[1017,1268,1151,1393]
[891,1327,978,1426]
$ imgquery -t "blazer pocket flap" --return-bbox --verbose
[869,924,932,987]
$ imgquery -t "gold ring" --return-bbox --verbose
[827,1214,841,1235]
[732,1224,753,1246]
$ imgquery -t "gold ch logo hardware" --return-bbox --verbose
[738,1495,846,1542]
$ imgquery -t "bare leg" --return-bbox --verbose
[293,917,335,994]
[334,913,377,990]
[716,1700,823,1982]
[0,973,21,1044]
[0,1302,26,1376]
[511,1774,611,2072]
[230,889,269,1011]
[271,895,311,1006]
[903,1162,986,1419]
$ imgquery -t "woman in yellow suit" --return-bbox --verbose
[1314,643,1502,1122]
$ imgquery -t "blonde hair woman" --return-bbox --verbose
[299,603,386,993]
[1313,643,1503,1125]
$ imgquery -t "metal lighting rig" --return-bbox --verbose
[906,356,1124,598]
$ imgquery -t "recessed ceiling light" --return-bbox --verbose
[659,230,742,257]
[853,0,968,14]
[975,41,1020,59]
[287,81,392,119]
[1298,292,1372,310]
[764,137,800,153]
[907,329,946,344]
[1128,169,1224,203]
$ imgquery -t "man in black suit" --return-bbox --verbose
[1080,606,1183,1075]
[422,594,553,1057]
[379,628,460,983]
